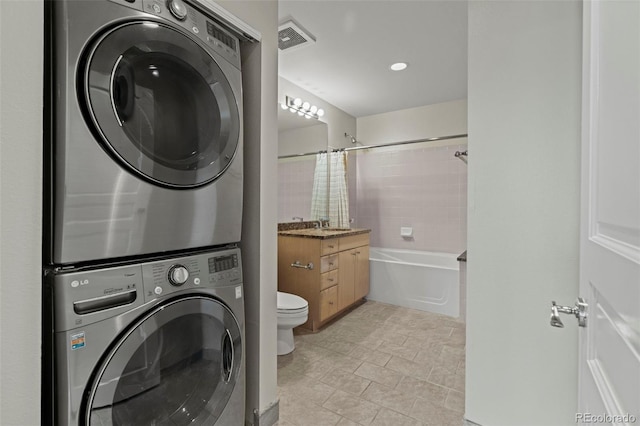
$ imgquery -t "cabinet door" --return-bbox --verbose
[354,245,370,301]
[337,249,356,311]
[319,285,338,321]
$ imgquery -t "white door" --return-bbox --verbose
[578,0,640,423]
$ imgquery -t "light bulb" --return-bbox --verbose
[289,108,296,113]
[280,103,288,110]
[293,98,302,107]
[310,105,318,114]
[317,109,325,117]
[297,111,304,116]
[390,62,408,71]
[302,102,311,111]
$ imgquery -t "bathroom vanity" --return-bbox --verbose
[278,227,371,331]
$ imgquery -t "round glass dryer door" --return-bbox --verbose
[84,296,242,425]
[82,21,240,187]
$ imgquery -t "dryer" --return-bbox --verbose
[47,0,244,265]
[48,247,245,425]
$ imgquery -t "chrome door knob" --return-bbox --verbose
[550,298,588,328]
[168,265,189,286]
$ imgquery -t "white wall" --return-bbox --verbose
[278,122,327,157]
[0,2,44,425]
[216,1,279,423]
[356,99,467,145]
[466,1,581,425]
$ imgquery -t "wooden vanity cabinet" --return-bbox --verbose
[278,232,370,331]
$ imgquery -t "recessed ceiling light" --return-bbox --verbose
[390,62,408,71]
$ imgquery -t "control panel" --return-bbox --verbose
[141,247,242,301]
[108,0,241,69]
[52,247,242,331]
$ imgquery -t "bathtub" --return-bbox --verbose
[368,248,460,318]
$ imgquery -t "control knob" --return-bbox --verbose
[167,0,188,21]
[168,265,189,286]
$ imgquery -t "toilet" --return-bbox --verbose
[277,291,309,355]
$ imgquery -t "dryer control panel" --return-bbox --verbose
[107,0,241,69]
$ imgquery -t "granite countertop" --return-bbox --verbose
[278,228,371,239]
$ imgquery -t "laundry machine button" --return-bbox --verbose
[194,277,201,285]
[154,286,163,295]
[168,265,189,286]
[168,0,188,20]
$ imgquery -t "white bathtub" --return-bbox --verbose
[368,248,460,318]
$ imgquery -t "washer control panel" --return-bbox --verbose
[141,247,242,302]
[52,247,242,331]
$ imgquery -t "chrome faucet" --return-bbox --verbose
[292,216,303,222]
[316,217,329,228]
[314,220,322,229]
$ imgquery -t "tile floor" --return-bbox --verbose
[276,301,466,426]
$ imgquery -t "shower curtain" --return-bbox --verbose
[310,152,328,221]
[310,151,350,228]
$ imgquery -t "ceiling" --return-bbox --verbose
[278,1,468,118]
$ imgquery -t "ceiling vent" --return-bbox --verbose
[278,19,316,52]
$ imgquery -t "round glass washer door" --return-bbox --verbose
[84,296,242,425]
[82,21,240,188]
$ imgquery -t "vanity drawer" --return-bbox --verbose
[321,238,339,256]
[320,269,338,291]
[320,254,339,273]
[339,234,370,251]
[319,285,338,321]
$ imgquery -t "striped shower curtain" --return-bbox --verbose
[310,152,328,221]
[310,151,350,228]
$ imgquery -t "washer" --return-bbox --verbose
[48,247,244,425]
[47,0,244,265]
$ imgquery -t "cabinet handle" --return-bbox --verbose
[328,278,335,282]
[328,245,335,248]
[329,262,334,266]
[291,261,314,270]
[356,251,361,254]
[351,252,357,256]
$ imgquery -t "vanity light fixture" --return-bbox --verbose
[390,62,408,71]
[281,96,325,120]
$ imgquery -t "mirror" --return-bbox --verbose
[277,107,329,223]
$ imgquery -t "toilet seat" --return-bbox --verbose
[277,291,308,311]
[278,307,308,316]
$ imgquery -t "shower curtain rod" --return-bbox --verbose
[277,133,468,159]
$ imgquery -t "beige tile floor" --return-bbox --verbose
[276,301,466,426]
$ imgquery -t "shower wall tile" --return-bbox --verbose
[354,143,468,254]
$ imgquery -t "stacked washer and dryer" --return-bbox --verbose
[44,0,248,424]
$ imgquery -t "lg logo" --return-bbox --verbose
[71,279,89,288]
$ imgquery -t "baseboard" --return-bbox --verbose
[248,399,279,426]
[463,417,482,426]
